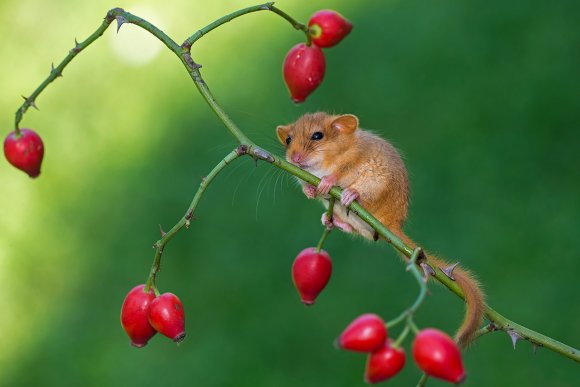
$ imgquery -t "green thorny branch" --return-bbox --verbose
[14,3,579,366]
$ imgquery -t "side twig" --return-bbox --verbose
[386,248,427,329]
[144,146,246,292]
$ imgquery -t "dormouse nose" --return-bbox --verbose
[291,152,304,164]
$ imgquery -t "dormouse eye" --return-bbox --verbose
[311,131,324,140]
[285,136,292,145]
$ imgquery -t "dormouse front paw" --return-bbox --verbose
[302,184,317,199]
[341,188,360,207]
[317,175,337,196]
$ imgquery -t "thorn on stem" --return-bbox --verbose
[51,63,62,77]
[507,330,524,349]
[159,225,167,237]
[373,231,379,241]
[420,262,435,282]
[116,16,128,32]
[532,342,540,355]
[253,147,274,163]
[22,96,38,110]
[261,2,275,10]
[70,38,81,54]
[441,262,460,280]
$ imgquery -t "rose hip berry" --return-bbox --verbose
[308,10,353,48]
[337,313,387,352]
[148,292,186,343]
[283,43,326,103]
[292,247,332,305]
[120,284,157,348]
[365,341,406,384]
[412,328,466,384]
[4,128,44,178]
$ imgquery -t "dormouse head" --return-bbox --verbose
[276,112,359,170]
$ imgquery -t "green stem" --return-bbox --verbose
[484,308,578,361]
[406,249,428,314]
[13,8,181,133]
[407,316,421,335]
[177,2,310,144]
[393,324,411,347]
[14,9,117,131]
[244,150,580,362]
[118,11,181,52]
[472,323,497,341]
[264,151,580,362]
[315,197,335,252]
[144,147,245,291]
[417,373,429,387]
[386,248,426,329]
[268,4,312,45]
[178,60,253,145]
[182,2,308,48]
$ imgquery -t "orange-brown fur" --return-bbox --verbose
[277,112,485,346]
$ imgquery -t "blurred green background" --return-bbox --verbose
[0,0,578,386]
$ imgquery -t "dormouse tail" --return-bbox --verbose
[394,230,486,347]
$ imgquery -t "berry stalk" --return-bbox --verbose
[315,197,335,252]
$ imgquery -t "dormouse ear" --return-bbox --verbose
[276,125,290,145]
[331,114,359,134]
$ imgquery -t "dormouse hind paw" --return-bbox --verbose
[321,212,353,233]
[321,212,334,229]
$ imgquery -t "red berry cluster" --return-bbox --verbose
[120,284,186,348]
[291,248,466,383]
[4,128,44,178]
[336,315,466,384]
[283,10,352,103]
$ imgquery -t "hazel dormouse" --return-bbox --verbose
[277,112,485,346]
